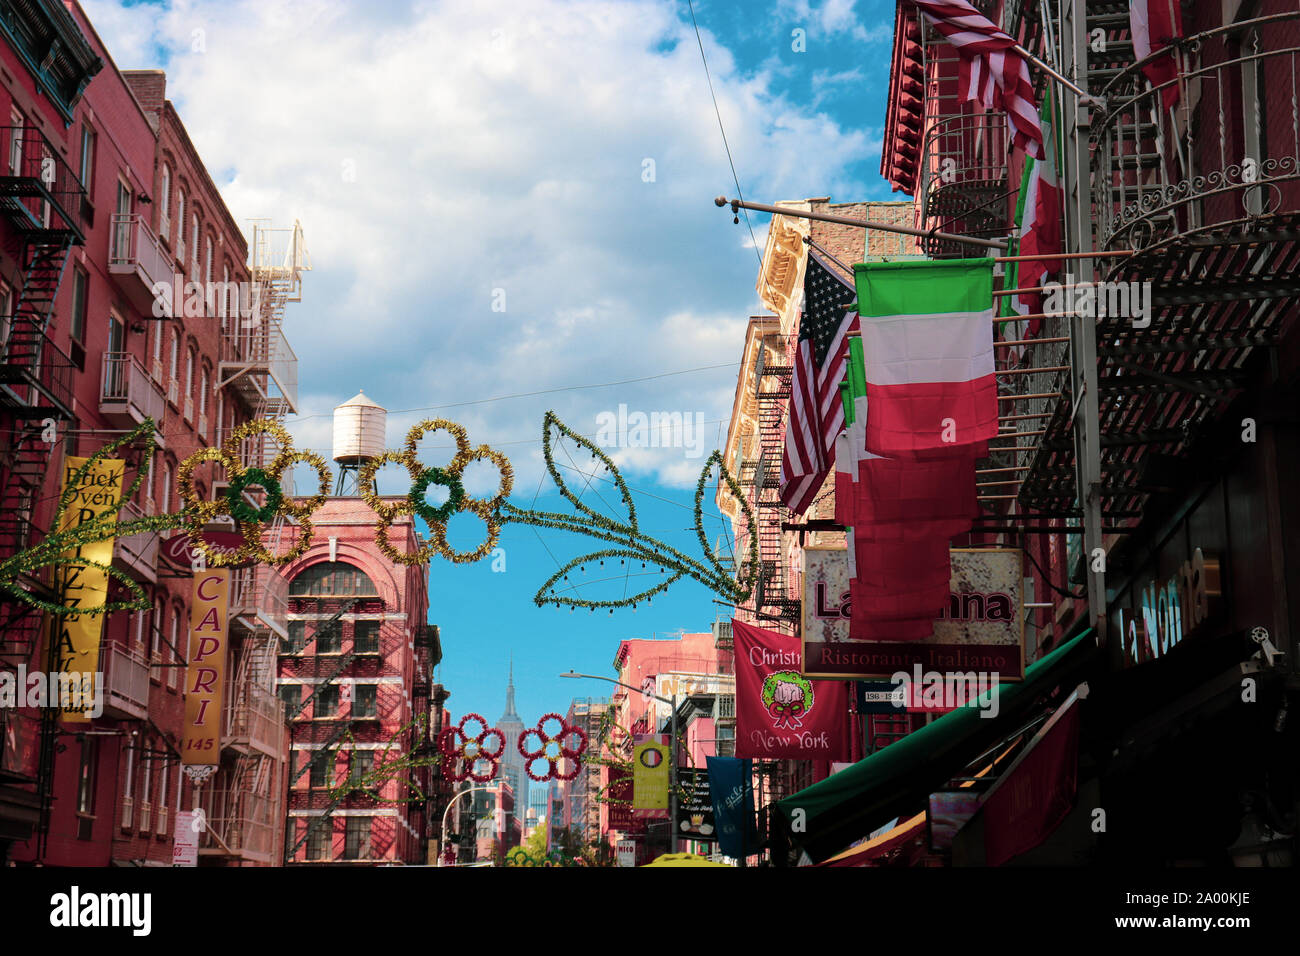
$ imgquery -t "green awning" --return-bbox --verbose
[776,629,1098,863]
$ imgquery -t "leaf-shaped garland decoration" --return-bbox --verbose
[0,410,760,618]
[0,417,187,616]
[498,410,758,612]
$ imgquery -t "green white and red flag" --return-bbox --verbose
[851,257,998,457]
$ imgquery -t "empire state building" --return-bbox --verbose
[496,664,527,826]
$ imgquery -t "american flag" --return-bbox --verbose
[779,251,857,516]
[910,0,1045,160]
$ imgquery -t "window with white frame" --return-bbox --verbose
[159,164,171,239]
[9,109,23,175]
[152,599,163,661]
[175,188,186,260]
[191,213,200,282]
[169,330,180,390]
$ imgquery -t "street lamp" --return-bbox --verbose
[439,784,495,866]
[561,671,680,854]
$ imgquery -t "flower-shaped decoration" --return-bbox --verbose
[177,420,331,567]
[438,713,506,783]
[518,713,587,782]
[359,419,513,566]
[504,846,543,867]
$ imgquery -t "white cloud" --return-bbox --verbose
[87,0,871,490]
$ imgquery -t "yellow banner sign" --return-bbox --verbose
[182,569,230,765]
[53,456,125,722]
[632,734,670,813]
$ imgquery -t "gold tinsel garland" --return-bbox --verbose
[358,419,514,565]
[177,419,330,567]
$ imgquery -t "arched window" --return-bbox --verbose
[152,598,163,659]
[289,562,379,597]
[190,213,200,282]
[159,163,171,239]
[199,367,210,438]
[169,329,180,388]
[175,187,186,260]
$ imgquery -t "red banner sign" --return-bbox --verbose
[732,619,850,761]
[981,692,1082,865]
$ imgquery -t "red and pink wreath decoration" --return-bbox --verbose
[518,713,588,782]
[438,713,506,783]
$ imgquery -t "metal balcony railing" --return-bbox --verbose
[1093,12,1300,253]
[100,351,165,427]
[0,126,88,240]
[226,684,286,759]
[229,563,289,637]
[918,110,1010,257]
[108,213,172,312]
[220,315,299,415]
[112,499,159,585]
[199,787,279,863]
[0,322,75,417]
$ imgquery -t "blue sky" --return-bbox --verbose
[85,0,899,730]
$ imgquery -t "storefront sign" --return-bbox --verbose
[803,548,1024,681]
[173,811,199,867]
[52,456,124,722]
[181,570,231,766]
[160,526,252,570]
[928,790,982,852]
[616,838,637,867]
[676,768,715,841]
[632,734,670,816]
[652,672,731,723]
[855,680,907,714]
[1116,548,1221,667]
[606,766,645,833]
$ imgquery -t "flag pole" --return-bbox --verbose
[1013,43,1101,106]
[802,236,855,278]
[714,196,1009,251]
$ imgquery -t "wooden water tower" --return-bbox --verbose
[333,390,387,495]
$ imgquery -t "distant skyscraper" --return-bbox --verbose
[496,661,528,827]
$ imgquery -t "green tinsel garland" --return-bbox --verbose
[497,410,758,611]
[226,467,283,523]
[408,466,465,525]
[0,418,184,617]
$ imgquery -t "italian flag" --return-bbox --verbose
[1130,0,1183,112]
[1004,96,1063,364]
[853,258,998,457]
[832,336,978,641]
[835,338,980,536]
[850,530,951,628]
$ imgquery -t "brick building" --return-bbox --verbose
[278,491,440,865]
[0,0,302,866]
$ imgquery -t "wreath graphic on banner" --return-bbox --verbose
[762,671,815,730]
[0,411,757,619]
[518,713,588,782]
